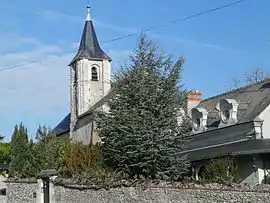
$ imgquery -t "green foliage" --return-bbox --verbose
[8,124,64,178]
[0,135,11,163]
[9,123,31,177]
[0,142,11,163]
[27,125,72,177]
[59,142,115,182]
[29,135,67,176]
[96,34,190,180]
[9,124,112,182]
[60,143,103,176]
[201,157,239,184]
[35,124,53,141]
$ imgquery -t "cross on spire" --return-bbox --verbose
[86,5,91,21]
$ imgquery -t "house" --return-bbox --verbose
[53,6,112,145]
[183,81,270,185]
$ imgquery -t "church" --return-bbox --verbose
[53,7,113,145]
[53,6,270,185]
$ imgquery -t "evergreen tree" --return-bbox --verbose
[9,124,64,177]
[31,125,64,174]
[9,123,30,177]
[35,124,53,141]
[96,34,191,180]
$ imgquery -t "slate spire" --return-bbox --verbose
[69,6,111,65]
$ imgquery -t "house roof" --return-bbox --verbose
[69,7,111,66]
[197,78,270,129]
[183,139,270,161]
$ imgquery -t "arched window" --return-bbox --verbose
[91,66,98,81]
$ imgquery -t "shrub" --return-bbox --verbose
[0,142,11,163]
[8,123,114,183]
[60,143,105,177]
[28,136,67,176]
[201,157,238,184]
[8,124,69,178]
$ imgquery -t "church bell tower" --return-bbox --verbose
[69,6,111,137]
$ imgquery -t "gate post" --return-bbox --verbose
[37,169,58,203]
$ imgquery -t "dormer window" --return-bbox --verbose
[91,66,98,81]
[190,107,208,134]
[193,118,201,131]
[221,109,230,123]
[216,98,239,127]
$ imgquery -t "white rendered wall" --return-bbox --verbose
[71,59,111,116]
[258,104,270,139]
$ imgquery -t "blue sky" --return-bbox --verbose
[0,0,270,140]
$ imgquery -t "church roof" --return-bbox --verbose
[53,88,115,136]
[69,6,111,66]
[52,113,70,136]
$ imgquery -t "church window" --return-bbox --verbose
[91,66,98,81]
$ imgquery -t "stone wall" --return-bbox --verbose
[6,182,270,203]
[7,182,37,203]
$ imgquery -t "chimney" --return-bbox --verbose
[187,90,202,114]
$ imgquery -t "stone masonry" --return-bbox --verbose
[6,182,270,203]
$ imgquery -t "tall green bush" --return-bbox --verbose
[9,123,31,177]
[59,143,114,182]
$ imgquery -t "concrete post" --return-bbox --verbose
[37,169,58,203]
[49,176,57,203]
[36,179,44,203]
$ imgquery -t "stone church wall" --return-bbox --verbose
[72,115,93,145]
[6,182,270,203]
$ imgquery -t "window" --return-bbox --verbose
[216,99,239,126]
[91,66,98,81]
[191,107,208,133]
[221,109,230,123]
[193,118,200,131]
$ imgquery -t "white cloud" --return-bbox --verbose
[0,45,71,116]
[0,34,130,117]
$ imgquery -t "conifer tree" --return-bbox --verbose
[35,124,53,141]
[96,34,191,180]
[9,123,30,177]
